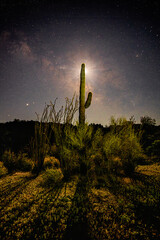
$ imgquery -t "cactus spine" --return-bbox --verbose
[79,63,92,125]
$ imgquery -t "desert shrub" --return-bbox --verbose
[61,123,104,177]
[140,115,156,126]
[146,140,160,157]
[2,150,32,173]
[31,95,78,175]
[104,117,143,175]
[30,107,51,174]
[55,132,80,178]
[2,150,17,173]
[43,156,60,169]
[16,152,33,171]
[52,123,103,178]
[50,125,77,178]
[49,96,79,178]
[42,168,63,186]
[66,124,94,175]
[0,161,8,177]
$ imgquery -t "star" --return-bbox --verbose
[0,1,160,125]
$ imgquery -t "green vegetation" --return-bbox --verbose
[42,168,64,187]
[1,114,160,239]
[0,65,160,239]
[146,140,160,157]
[49,95,79,179]
[2,150,17,173]
[30,105,51,174]
[2,150,32,173]
[104,117,143,175]
[0,161,8,177]
[30,95,78,175]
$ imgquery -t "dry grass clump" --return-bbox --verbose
[42,168,64,187]
[0,161,8,177]
[137,163,160,177]
[43,156,60,169]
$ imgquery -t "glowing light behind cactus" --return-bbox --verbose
[1,1,160,125]
[72,60,96,83]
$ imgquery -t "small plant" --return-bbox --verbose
[43,156,60,169]
[0,161,8,177]
[2,150,17,173]
[16,152,33,171]
[146,140,160,157]
[42,168,63,187]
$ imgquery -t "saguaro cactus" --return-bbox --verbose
[79,63,92,125]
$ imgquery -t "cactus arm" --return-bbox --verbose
[85,92,92,108]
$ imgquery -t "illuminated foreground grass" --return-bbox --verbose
[0,172,78,239]
[0,164,160,240]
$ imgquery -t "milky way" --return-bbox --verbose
[0,0,160,125]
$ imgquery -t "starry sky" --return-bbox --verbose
[0,0,160,125]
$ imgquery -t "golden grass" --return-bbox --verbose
[137,163,160,177]
[0,162,160,239]
[0,171,78,239]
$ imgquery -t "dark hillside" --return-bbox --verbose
[0,120,35,156]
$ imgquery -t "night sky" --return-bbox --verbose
[0,0,160,125]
